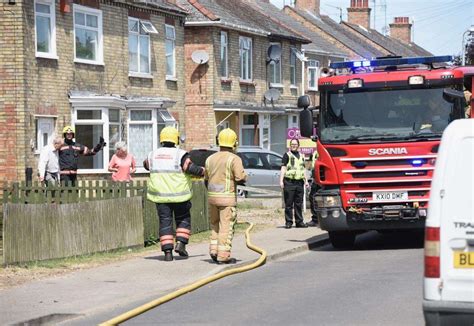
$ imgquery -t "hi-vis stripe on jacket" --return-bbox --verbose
[147,147,192,203]
[284,151,305,180]
[205,150,247,207]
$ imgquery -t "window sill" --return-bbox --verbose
[36,53,59,60]
[166,76,178,82]
[307,88,319,92]
[290,85,298,90]
[239,79,256,86]
[74,59,105,66]
[270,83,284,89]
[129,72,153,79]
[220,77,232,84]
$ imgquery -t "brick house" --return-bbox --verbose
[0,0,187,184]
[178,0,314,155]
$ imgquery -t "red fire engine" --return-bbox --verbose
[298,55,474,248]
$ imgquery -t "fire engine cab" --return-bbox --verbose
[298,55,473,249]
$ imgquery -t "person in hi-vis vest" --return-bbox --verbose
[280,138,309,229]
[205,128,247,264]
[144,126,204,262]
[307,149,321,227]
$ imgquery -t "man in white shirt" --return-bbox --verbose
[38,137,63,186]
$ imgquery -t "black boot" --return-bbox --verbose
[164,250,173,262]
[210,254,218,262]
[174,241,189,257]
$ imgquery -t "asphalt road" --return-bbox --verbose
[123,230,425,326]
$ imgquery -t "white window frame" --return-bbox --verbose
[35,0,57,59]
[128,17,152,77]
[288,114,299,129]
[72,107,114,173]
[220,31,228,78]
[35,116,55,153]
[73,4,103,65]
[259,114,271,150]
[165,24,176,80]
[269,42,282,87]
[290,47,297,87]
[307,59,320,91]
[239,36,253,82]
[127,108,176,173]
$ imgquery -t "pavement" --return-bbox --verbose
[0,221,328,325]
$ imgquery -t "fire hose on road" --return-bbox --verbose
[99,222,267,325]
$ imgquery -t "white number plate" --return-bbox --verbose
[372,191,408,202]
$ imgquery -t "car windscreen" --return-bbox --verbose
[320,86,466,143]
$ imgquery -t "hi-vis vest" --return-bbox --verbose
[147,147,192,203]
[284,151,305,180]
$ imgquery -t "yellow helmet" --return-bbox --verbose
[160,126,179,144]
[62,125,75,135]
[218,128,237,148]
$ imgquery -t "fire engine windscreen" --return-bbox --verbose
[320,87,466,143]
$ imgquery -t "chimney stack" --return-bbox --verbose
[347,0,371,29]
[389,17,412,44]
[294,0,320,16]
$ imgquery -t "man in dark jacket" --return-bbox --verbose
[59,125,106,186]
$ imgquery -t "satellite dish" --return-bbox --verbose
[264,88,280,102]
[191,50,209,64]
[267,44,281,62]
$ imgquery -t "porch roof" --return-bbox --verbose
[213,100,301,114]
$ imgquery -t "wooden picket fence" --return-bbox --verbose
[1,180,209,265]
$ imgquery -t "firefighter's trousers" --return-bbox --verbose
[209,204,237,262]
[156,201,192,252]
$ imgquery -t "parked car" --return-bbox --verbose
[188,146,283,197]
[423,119,474,326]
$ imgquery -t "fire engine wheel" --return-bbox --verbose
[328,231,356,249]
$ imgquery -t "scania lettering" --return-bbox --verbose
[298,55,474,249]
[368,148,408,155]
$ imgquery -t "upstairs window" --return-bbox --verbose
[239,36,252,81]
[165,25,176,78]
[73,5,103,65]
[290,48,297,86]
[220,31,228,78]
[269,43,281,85]
[35,0,56,58]
[308,60,320,91]
[128,18,157,76]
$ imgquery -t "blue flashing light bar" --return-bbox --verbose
[329,55,454,70]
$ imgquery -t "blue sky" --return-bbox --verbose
[270,0,473,57]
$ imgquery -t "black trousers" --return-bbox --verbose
[61,174,77,186]
[309,181,321,222]
[156,201,192,252]
[283,178,304,225]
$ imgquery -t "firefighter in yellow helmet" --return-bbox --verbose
[59,125,106,186]
[205,128,247,264]
[144,126,204,262]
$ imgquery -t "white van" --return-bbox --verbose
[423,119,474,325]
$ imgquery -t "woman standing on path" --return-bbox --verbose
[280,138,309,229]
[108,142,136,182]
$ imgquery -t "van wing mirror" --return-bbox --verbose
[443,88,464,103]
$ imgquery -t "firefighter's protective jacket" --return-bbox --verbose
[205,150,247,207]
[147,147,192,203]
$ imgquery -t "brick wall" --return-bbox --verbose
[0,2,26,185]
[4,1,186,183]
